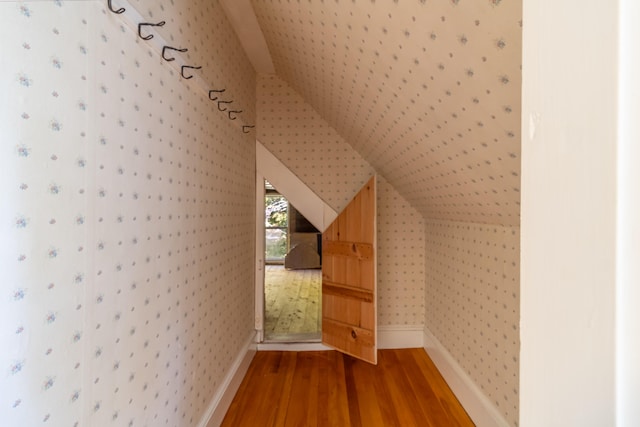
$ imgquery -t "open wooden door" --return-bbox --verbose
[321,176,377,364]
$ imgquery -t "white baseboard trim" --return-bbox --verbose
[199,331,257,427]
[423,328,510,427]
[378,325,424,349]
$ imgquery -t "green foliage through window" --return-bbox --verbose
[265,195,288,260]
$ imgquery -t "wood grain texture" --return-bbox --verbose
[322,176,377,364]
[264,266,321,340]
[221,348,475,427]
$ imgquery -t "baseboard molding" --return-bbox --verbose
[199,331,257,427]
[423,328,510,427]
[378,325,424,349]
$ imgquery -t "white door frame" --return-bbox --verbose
[254,140,337,341]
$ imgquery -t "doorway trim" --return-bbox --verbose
[255,140,338,341]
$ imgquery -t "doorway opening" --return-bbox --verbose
[263,180,322,342]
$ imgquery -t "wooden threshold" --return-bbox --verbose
[221,348,475,427]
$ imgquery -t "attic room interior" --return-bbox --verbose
[1,0,638,427]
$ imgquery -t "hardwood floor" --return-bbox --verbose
[264,266,321,340]
[222,348,475,427]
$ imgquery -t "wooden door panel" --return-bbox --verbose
[322,176,377,364]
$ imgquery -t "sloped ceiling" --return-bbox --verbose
[250,0,522,226]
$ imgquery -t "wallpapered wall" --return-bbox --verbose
[425,220,520,426]
[257,74,426,327]
[252,0,522,226]
[0,1,255,426]
[253,1,522,424]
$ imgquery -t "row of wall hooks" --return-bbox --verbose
[106,0,255,133]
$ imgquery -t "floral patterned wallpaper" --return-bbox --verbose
[251,0,522,226]
[1,1,255,425]
[425,220,520,426]
[257,74,426,327]
[252,1,522,424]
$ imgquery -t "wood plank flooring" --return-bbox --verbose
[222,348,475,427]
[264,266,321,341]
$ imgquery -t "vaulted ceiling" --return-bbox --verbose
[243,0,522,226]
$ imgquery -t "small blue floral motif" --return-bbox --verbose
[73,273,84,284]
[99,137,107,145]
[95,347,102,358]
[49,183,61,194]
[101,34,108,42]
[19,5,31,17]
[119,72,125,80]
[100,85,107,94]
[49,218,56,225]
[96,294,103,303]
[51,57,62,69]
[43,377,54,390]
[16,144,30,157]
[47,282,55,290]
[45,312,56,323]
[17,254,26,261]
[15,326,24,334]
[15,215,28,228]
[50,119,62,131]
[50,154,58,161]
[97,188,106,197]
[94,401,101,412]
[78,101,86,111]
[18,73,33,87]
[72,331,82,342]
[70,390,80,402]
[22,42,31,50]
[79,45,87,55]
[10,361,24,375]
[47,247,58,258]
[54,0,62,6]
[12,288,26,301]
[52,91,59,98]
[21,112,30,119]
[43,414,50,422]
[13,399,21,408]
[75,215,85,225]
[52,28,59,35]
[44,348,52,356]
